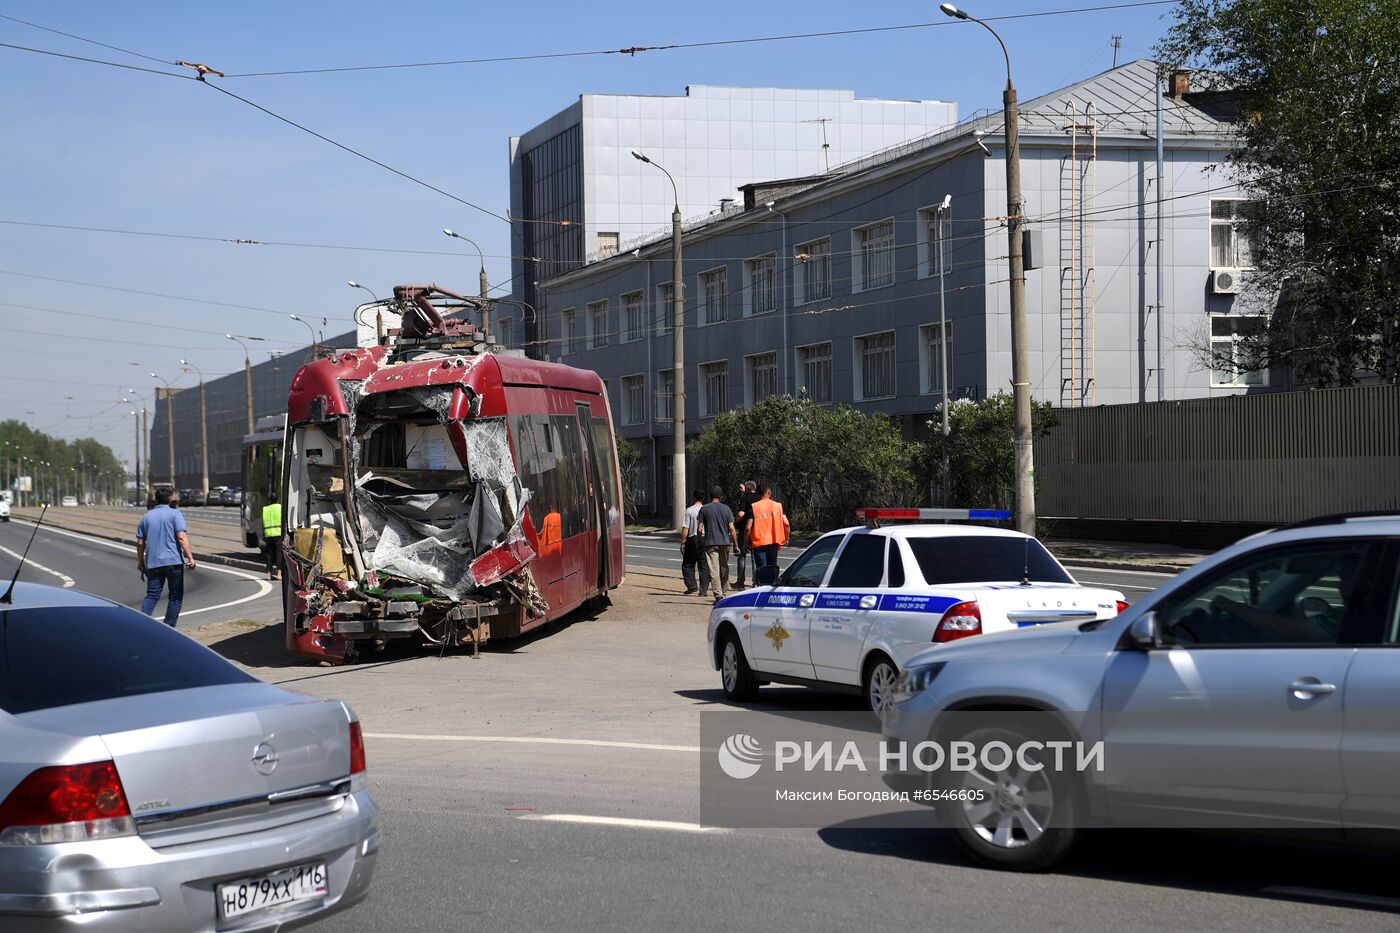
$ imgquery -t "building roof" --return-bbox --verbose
[546,60,1235,287]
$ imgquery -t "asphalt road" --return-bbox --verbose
[178,579,1399,933]
[0,518,277,627]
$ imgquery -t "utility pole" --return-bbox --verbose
[631,149,687,531]
[942,3,1036,535]
[1111,35,1122,68]
[151,374,177,489]
[227,334,258,435]
[181,360,209,497]
[444,229,492,340]
[936,194,953,506]
[1155,68,1166,402]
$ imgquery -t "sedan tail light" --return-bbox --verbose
[349,720,367,775]
[1116,600,1130,614]
[934,601,982,642]
[0,760,135,846]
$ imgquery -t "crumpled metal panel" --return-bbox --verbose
[462,418,515,488]
[355,488,479,601]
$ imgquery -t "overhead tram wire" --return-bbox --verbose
[0,13,171,65]
[215,1,1181,78]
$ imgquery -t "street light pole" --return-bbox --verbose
[289,313,317,362]
[631,149,686,531]
[935,194,953,506]
[443,229,492,338]
[151,373,177,489]
[227,334,263,435]
[940,3,1035,535]
[180,359,209,497]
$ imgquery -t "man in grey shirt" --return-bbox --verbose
[698,485,737,601]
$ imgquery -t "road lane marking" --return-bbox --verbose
[1076,580,1156,592]
[1263,887,1400,911]
[518,814,725,834]
[1063,565,1177,579]
[9,520,273,613]
[0,542,75,587]
[365,732,701,753]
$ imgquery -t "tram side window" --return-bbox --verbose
[510,414,590,541]
[550,414,591,538]
[592,416,619,526]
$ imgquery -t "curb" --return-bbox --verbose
[1052,557,1190,575]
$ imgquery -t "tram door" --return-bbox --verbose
[576,402,610,592]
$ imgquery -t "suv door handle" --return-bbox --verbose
[1288,679,1337,698]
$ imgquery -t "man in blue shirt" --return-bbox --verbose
[136,487,197,627]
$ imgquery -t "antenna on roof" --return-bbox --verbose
[1111,35,1121,68]
[1,505,49,604]
[802,118,832,172]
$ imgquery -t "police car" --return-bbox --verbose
[706,508,1128,712]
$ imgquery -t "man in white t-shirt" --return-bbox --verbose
[679,490,710,596]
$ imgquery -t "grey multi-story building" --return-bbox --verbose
[507,85,957,352]
[536,61,1258,515]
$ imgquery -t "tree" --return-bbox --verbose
[1157,0,1400,384]
[689,395,919,532]
[0,421,127,504]
[920,394,1058,513]
[614,436,644,523]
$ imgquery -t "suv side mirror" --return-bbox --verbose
[755,565,780,587]
[1128,612,1160,651]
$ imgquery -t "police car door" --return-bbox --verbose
[808,530,888,686]
[746,532,845,680]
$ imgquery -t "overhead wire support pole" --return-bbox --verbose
[1156,68,1166,402]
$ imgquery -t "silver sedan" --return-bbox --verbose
[0,583,380,931]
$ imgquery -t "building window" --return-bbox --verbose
[700,361,729,416]
[919,322,953,395]
[1210,316,1266,387]
[588,300,608,349]
[746,352,778,406]
[655,282,674,335]
[700,267,728,325]
[797,342,833,404]
[623,291,644,343]
[744,253,777,316]
[856,331,896,400]
[597,231,619,257]
[917,204,948,279]
[655,369,675,422]
[853,220,896,291]
[562,308,578,354]
[622,374,645,425]
[1210,199,1257,269]
[794,238,831,304]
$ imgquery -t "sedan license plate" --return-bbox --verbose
[218,862,328,920]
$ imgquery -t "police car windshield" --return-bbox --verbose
[906,536,1072,586]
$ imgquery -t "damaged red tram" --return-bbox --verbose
[280,284,625,662]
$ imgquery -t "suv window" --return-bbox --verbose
[827,533,886,588]
[907,536,1072,586]
[0,606,255,714]
[1157,541,1378,647]
[782,534,844,588]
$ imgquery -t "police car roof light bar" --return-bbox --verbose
[855,507,1013,528]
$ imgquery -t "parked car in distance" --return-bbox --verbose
[59,495,78,508]
[0,499,9,522]
[0,583,381,930]
[883,510,1400,871]
[221,487,243,506]
[182,488,206,507]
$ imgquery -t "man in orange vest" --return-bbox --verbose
[746,483,790,574]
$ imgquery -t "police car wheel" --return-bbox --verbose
[939,723,1081,871]
[864,655,898,714]
[720,632,759,702]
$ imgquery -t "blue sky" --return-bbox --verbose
[0,0,1179,462]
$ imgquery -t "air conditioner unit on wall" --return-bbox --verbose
[1211,268,1242,294]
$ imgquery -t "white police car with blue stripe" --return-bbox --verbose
[707,509,1128,712]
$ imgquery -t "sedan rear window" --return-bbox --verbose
[0,606,254,714]
[906,536,1072,586]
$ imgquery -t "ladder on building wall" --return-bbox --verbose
[1058,101,1098,407]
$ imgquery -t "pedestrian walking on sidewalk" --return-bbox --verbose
[680,490,710,596]
[733,480,758,589]
[699,485,737,601]
[747,483,790,573]
[261,493,283,581]
[135,486,197,627]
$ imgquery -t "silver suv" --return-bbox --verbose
[882,512,1400,871]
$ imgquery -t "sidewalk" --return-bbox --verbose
[12,506,264,572]
[626,525,1210,574]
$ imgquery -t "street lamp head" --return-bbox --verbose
[347,280,360,288]
[939,3,968,19]
[442,228,455,238]
[179,358,189,366]
[940,194,952,210]
[629,149,650,164]
[289,313,302,321]
[765,201,775,211]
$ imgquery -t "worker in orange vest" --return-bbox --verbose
[747,483,790,573]
[539,504,563,560]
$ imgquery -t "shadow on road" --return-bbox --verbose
[818,816,1400,913]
